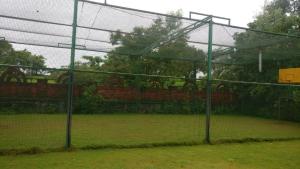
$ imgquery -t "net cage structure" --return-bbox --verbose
[0,0,299,151]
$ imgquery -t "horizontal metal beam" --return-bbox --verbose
[80,0,202,23]
[0,63,207,81]
[0,27,111,44]
[0,14,127,34]
[214,22,300,39]
[58,43,86,49]
[0,63,67,72]
[7,40,206,62]
[211,39,298,59]
[188,40,234,48]
[7,40,114,54]
[212,79,300,87]
[189,11,231,25]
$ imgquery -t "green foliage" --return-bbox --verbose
[75,85,104,114]
[249,0,299,33]
[294,89,300,102]
[76,56,103,69]
[0,40,46,75]
[99,11,206,88]
[213,0,300,120]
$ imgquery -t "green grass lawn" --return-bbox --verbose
[0,114,300,150]
[0,140,300,169]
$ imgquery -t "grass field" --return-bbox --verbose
[0,140,300,169]
[0,114,300,151]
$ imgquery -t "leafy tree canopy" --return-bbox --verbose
[76,11,207,88]
[214,0,300,82]
[0,40,46,75]
[102,10,206,77]
[212,0,300,114]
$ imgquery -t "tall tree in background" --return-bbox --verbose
[213,0,300,117]
[73,11,207,87]
[249,0,299,33]
[99,11,206,87]
[214,0,300,82]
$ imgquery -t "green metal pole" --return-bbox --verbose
[205,19,213,143]
[192,63,197,113]
[66,0,79,149]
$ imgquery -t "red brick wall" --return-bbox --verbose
[0,83,235,104]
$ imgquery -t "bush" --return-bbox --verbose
[74,85,104,114]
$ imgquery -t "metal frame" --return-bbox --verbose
[189,11,231,25]
[58,43,86,49]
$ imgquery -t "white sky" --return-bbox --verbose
[94,0,266,27]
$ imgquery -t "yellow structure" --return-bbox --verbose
[279,68,300,84]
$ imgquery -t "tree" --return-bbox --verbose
[0,40,46,75]
[212,0,300,119]
[249,0,299,33]
[0,40,13,59]
[215,0,300,81]
[78,56,103,69]
[100,11,206,88]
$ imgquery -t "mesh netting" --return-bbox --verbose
[0,0,299,151]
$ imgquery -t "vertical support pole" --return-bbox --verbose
[205,19,213,144]
[192,63,197,113]
[66,0,79,149]
[258,50,262,73]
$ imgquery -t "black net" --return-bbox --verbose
[0,0,299,152]
[71,70,205,147]
[210,23,300,142]
[0,64,68,150]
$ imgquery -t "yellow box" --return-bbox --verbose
[279,68,300,84]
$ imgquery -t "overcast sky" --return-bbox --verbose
[93,0,266,27]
